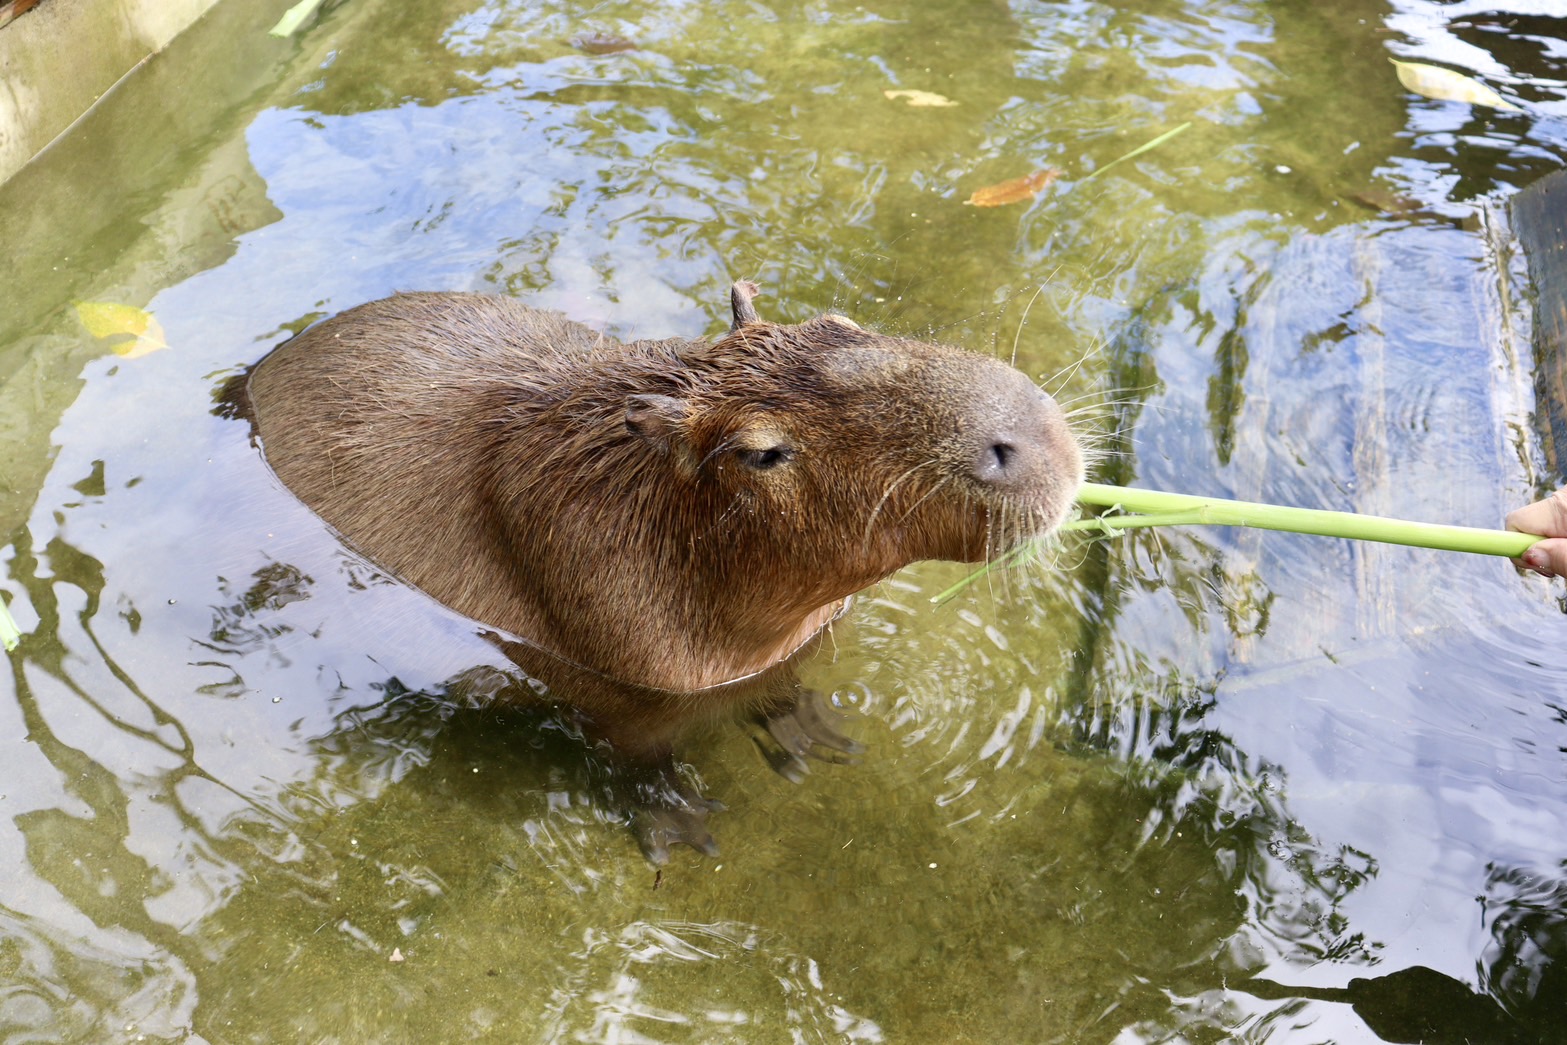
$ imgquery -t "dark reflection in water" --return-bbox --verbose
[1240,860,1567,1043]
[1481,863,1567,1029]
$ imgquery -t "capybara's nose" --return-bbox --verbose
[966,388,1079,499]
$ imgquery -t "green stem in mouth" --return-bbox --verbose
[931,482,1543,604]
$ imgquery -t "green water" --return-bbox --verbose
[3,0,1567,1041]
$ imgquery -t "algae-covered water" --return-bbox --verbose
[3,0,1567,1041]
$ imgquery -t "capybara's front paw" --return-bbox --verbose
[755,688,865,784]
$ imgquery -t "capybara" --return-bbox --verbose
[238,281,1083,859]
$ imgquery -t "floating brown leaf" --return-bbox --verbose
[963,168,1061,208]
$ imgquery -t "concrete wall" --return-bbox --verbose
[0,0,225,185]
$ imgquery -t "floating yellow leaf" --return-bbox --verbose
[883,89,958,108]
[111,324,169,358]
[269,0,327,37]
[1390,59,1521,112]
[0,597,19,652]
[75,301,170,358]
[963,168,1062,207]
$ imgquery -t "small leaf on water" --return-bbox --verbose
[76,300,150,339]
[75,301,169,358]
[269,0,327,37]
[963,168,1062,207]
[0,597,20,652]
[883,89,958,108]
[113,320,169,359]
[1389,59,1521,112]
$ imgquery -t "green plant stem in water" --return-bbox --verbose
[1079,122,1193,183]
[931,483,1543,604]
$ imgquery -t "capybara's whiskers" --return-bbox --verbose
[862,459,940,554]
[1007,281,1056,368]
[896,472,955,526]
[706,491,750,540]
[1040,341,1110,396]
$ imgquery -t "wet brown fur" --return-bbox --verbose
[242,288,1082,756]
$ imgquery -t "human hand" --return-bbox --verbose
[1507,488,1567,578]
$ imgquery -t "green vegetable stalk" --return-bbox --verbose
[1067,483,1541,557]
[932,482,1544,604]
[269,0,328,37]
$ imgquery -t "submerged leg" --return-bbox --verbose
[600,750,725,865]
[484,633,728,864]
[754,687,865,785]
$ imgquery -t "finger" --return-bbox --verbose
[1507,488,1567,537]
[1516,538,1567,579]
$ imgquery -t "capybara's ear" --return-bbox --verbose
[729,280,762,331]
[625,394,691,453]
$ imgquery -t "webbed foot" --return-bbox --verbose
[618,758,725,864]
[755,688,865,784]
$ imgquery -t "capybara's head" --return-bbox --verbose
[520,282,1084,619]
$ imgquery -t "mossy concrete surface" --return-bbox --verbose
[0,0,225,186]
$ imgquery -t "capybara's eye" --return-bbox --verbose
[738,446,793,470]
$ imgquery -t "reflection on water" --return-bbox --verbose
[1240,858,1567,1042]
[2,0,1567,1040]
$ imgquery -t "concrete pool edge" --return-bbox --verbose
[0,0,235,187]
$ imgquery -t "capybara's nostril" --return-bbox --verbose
[974,431,1036,488]
[975,439,1019,484]
[960,378,1083,505]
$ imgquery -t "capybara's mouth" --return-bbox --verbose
[948,486,1082,563]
